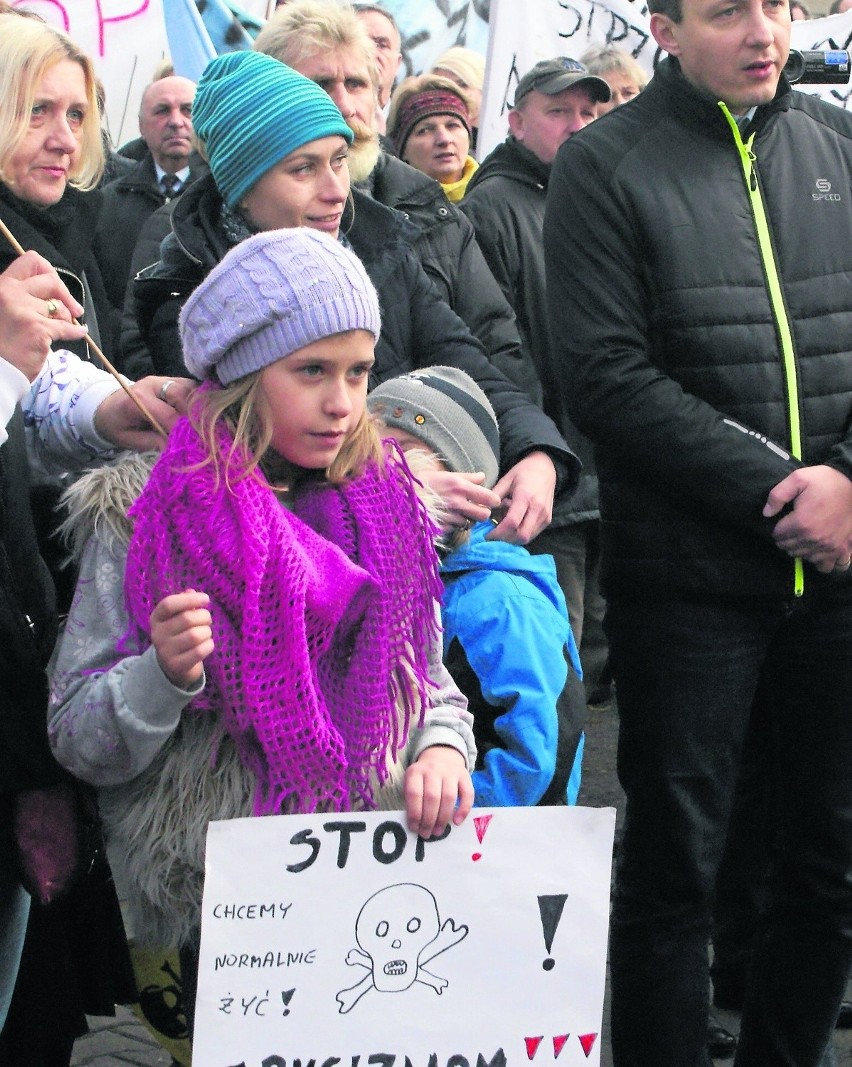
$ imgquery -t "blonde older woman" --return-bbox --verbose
[0,14,114,355]
[387,74,477,201]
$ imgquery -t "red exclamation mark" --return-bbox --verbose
[472,814,492,861]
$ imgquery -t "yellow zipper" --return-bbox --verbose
[719,103,804,596]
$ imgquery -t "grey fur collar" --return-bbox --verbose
[59,450,158,562]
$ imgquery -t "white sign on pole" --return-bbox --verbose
[195,806,616,1067]
[479,1,852,159]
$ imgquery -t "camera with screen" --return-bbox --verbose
[784,49,851,84]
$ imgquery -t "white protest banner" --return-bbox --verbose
[479,0,656,157]
[479,1,852,158]
[18,0,170,146]
[194,806,616,1067]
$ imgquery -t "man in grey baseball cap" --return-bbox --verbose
[513,56,611,108]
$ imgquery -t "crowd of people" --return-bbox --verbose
[0,0,850,1065]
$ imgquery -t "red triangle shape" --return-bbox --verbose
[553,1034,570,1058]
[578,1033,598,1057]
[524,1036,543,1059]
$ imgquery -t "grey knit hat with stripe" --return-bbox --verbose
[367,367,500,488]
[179,228,381,385]
[191,50,353,208]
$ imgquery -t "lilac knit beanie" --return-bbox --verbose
[179,229,382,384]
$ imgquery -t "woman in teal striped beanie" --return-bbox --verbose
[191,49,353,209]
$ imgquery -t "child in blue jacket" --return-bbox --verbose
[368,367,586,806]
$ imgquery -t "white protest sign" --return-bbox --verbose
[479,1,852,158]
[19,0,170,146]
[195,806,616,1067]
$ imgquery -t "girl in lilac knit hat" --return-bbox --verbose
[47,228,475,1030]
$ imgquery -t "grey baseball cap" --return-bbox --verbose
[513,57,612,107]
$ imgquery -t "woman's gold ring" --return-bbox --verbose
[46,298,59,319]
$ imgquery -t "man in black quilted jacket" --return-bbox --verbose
[544,0,852,1063]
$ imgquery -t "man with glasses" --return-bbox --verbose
[354,4,402,130]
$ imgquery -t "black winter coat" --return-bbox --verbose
[545,58,852,600]
[0,183,112,361]
[461,137,598,527]
[133,174,575,481]
[93,152,205,317]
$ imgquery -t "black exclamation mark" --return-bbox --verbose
[538,894,568,971]
[281,988,295,1015]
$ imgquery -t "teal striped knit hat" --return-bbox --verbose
[192,50,354,208]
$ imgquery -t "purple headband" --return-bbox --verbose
[391,88,471,158]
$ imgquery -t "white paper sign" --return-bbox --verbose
[195,806,616,1067]
[479,0,852,158]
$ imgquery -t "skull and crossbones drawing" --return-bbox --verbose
[335,883,468,1013]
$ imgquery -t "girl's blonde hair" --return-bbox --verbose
[188,372,385,492]
[0,14,103,192]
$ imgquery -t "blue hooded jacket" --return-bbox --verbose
[440,522,585,807]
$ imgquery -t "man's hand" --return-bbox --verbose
[404,745,473,840]
[763,465,852,573]
[0,252,87,380]
[94,376,194,452]
[417,467,502,531]
[151,589,214,689]
[487,450,557,545]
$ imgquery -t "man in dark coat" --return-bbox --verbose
[544,0,852,1061]
[93,76,202,325]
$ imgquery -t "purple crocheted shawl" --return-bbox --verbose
[123,415,443,816]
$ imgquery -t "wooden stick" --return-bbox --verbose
[0,215,168,437]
